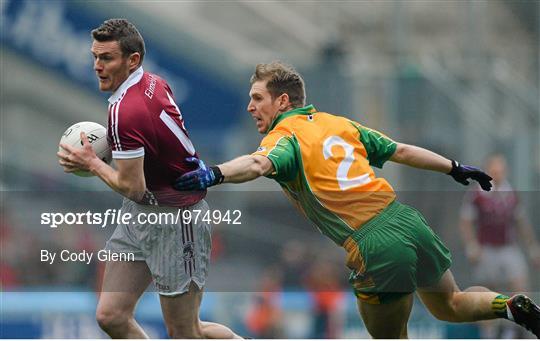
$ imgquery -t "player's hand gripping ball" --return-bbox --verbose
[58,122,112,177]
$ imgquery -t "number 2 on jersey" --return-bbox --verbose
[323,135,371,191]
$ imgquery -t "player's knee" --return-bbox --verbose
[96,308,130,332]
[166,325,203,339]
[201,321,233,339]
[430,308,461,322]
[367,325,405,339]
[369,330,403,338]
[428,297,462,323]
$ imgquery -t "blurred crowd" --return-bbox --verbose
[0,208,103,290]
[244,241,348,338]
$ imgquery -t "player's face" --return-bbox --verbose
[91,40,131,92]
[486,156,507,184]
[247,80,285,134]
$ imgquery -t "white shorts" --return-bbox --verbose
[105,198,211,296]
[472,245,528,289]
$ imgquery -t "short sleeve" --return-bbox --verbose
[252,131,298,182]
[351,122,397,168]
[108,103,149,159]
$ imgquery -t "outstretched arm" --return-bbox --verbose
[390,143,493,191]
[459,217,482,264]
[390,143,452,173]
[173,155,274,191]
[219,155,274,183]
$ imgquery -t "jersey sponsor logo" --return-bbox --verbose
[145,74,157,99]
[256,146,266,152]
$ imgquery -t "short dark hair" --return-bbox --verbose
[91,19,145,65]
[250,61,306,108]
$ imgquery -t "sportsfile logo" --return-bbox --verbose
[41,209,132,228]
[40,208,243,228]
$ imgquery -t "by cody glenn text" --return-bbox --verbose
[40,249,134,265]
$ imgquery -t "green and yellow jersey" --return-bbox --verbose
[253,105,397,246]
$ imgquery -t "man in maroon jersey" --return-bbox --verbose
[460,154,540,338]
[57,18,239,339]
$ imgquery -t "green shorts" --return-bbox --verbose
[345,200,452,304]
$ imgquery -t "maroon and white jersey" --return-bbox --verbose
[106,67,205,207]
[460,181,524,246]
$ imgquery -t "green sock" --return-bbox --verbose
[492,294,510,319]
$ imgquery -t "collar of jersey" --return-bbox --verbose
[267,104,316,133]
[108,67,144,104]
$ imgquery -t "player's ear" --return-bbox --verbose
[279,93,290,111]
[128,52,141,72]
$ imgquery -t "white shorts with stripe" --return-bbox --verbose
[472,245,528,289]
[105,198,211,296]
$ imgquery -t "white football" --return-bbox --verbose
[59,121,112,177]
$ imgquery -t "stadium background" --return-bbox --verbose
[1,0,539,338]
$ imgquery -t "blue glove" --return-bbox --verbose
[173,157,224,191]
[448,160,492,191]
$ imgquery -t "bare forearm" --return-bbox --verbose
[459,218,483,263]
[459,219,479,249]
[57,135,146,201]
[390,143,452,173]
[89,159,144,201]
[218,155,271,183]
[517,218,540,251]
